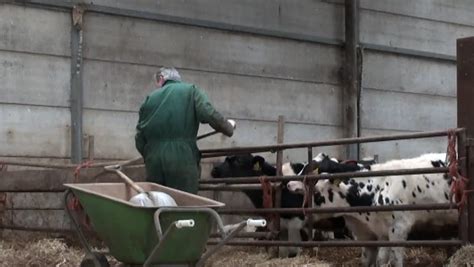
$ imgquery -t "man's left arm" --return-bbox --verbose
[135,98,148,156]
[193,86,234,137]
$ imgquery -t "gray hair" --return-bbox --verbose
[155,67,181,82]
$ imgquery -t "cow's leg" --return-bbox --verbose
[344,217,377,267]
[278,218,290,258]
[285,217,304,257]
[385,217,412,267]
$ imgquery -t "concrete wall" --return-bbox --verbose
[1,1,472,229]
[0,5,71,159]
[358,0,470,160]
[80,2,345,164]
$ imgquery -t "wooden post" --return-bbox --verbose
[457,37,474,243]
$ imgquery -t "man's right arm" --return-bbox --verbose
[193,86,234,137]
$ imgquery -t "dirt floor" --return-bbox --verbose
[0,231,458,266]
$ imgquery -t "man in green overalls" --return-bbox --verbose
[135,67,235,194]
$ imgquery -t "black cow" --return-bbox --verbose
[211,153,347,257]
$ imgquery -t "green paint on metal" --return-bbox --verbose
[71,189,213,265]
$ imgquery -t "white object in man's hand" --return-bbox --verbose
[228,119,237,129]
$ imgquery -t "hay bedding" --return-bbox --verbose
[0,236,120,267]
[0,232,454,267]
[446,245,474,267]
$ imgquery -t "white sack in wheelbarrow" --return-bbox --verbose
[129,192,178,207]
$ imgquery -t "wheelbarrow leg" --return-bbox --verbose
[143,221,193,267]
[64,189,109,267]
[195,209,266,267]
[195,221,247,267]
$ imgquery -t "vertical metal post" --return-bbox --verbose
[307,147,315,248]
[70,6,85,163]
[343,0,360,160]
[457,36,474,243]
[87,135,94,161]
[273,115,285,256]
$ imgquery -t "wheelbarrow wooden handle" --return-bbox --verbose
[105,165,145,194]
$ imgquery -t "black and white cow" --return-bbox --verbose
[286,152,457,267]
[211,154,307,257]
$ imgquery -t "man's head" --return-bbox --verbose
[154,67,182,88]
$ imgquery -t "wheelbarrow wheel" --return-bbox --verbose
[80,252,110,267]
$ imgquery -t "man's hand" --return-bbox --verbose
[228,119,237,129]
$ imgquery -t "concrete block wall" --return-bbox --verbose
[1,0,474,229]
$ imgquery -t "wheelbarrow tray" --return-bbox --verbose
[64,182,224,265]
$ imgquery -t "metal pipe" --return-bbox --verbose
[200,167,449,184]
[199,184,277,191]
[306,147,315,247]
[209,232,274,239]
[200,129,465,154]
[70,6,84,164]
[217,203,454,215]
[207,239,462,247]
[456,36,474,244]
[344,0,360,160]
[0,225,74,233]
[270,116,285,256]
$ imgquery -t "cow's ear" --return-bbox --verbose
[301,160,319,175]
[226,156,236,163]
[253,161,261,171]
[252,156,265,171]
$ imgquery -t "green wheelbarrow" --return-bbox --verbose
[64,182,266,267]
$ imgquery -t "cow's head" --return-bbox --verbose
[286,153,348,192]
[286,153,375,209]
[211,154,276,178]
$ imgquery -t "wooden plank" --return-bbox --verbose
[1,210,71,230]
[0,167,146,192]
[6,192,64,209]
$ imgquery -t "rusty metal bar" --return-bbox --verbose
[306,147,314,243]
[458,130,468,244]
[200,167,449,184]
[199,184,278,191]
[207,239,462,247]
[200,129,464,155]
[0,225,75,233]
[272,115,285,256]
[209,231,274,239]
[217,203,453,215]
[457,36,474,244]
